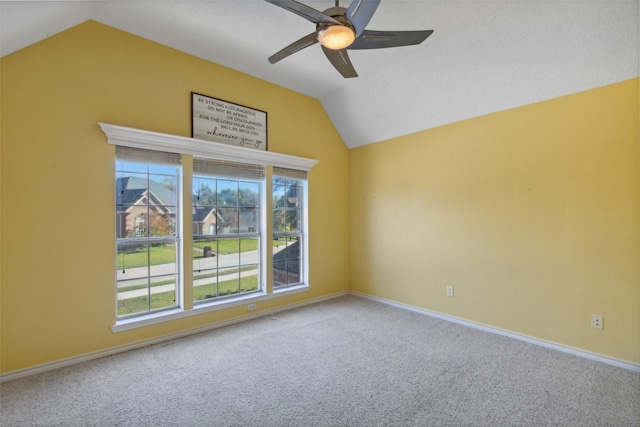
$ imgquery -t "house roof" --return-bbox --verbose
[273,241,301,275]
[116,176,176,213]
[2,1,637,149]
[193,205,218,223]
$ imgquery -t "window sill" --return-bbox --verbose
[111,284,310,332]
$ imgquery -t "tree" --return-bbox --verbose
[273,178,301,232]
[194,183,216,206]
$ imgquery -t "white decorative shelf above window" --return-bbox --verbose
[98,123,318,171]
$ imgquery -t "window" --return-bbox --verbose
[115,146,182,318]
[192,158,264,303]
[103,123,317,330]
[273,167,307,288]
[134,214,145,237]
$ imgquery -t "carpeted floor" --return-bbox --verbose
[2,295,639,426]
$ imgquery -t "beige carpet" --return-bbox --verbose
[2,295,639,426]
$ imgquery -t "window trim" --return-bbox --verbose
[102,123,318,332]
[115,149,183,319]
[272,171,308,289]
[191,170,265,305]
[112,285,310,332]
[100,123,317,171]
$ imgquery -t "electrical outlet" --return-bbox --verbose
[248,304,256,311]
[591,314,603,330]
[446,286,454,297]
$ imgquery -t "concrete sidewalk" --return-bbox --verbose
[117,246,288,300]
[117,268,259,300]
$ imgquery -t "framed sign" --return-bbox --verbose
[191,92,268,151]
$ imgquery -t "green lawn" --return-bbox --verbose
[118,239,266,270]
[193,238,260,256]
[117,266,257,293]
[117,275,259,316]
[117,245,176,270]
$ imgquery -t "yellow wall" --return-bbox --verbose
[0,21,350,373]
[2,19,638,374]
[350,79,640,364]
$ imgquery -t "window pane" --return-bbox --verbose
[194,274,219,301]
[193,239,219,302]
[273,185,286,208]
[273,236,303,287]
[116,161,147,174]
[193,239,218,271]
[117,278,149,317]
[116,151,181,319]
[286,260,302,284]
[286,208,302,232]
[273,208,286,233]
[217,179,237,207]
[218,270,240,296]
[285,236,301,260]
[149,164,180,176]
[286,185,301,207]
[273,261,287,287]
[273,169,304,290]
[149,174,177,205]
[117,242,149,280]
[194,207,219,236]
[273,177,303,234]
[240,238,259,266]
[116,172,148,204]
[116,273,178,317]
[217,207,239,234]
[239,181,259,207]
[149,243,177,276]
[148,210,176,237]
[116,207,146,238]
[240,207,259,233]
[193,237,262,303]
[149,274,178,311]
[218,239,240,267]
[193,177,216,207]
[240,267,259,293]
[117,172,149,238]
[192,168,262,304]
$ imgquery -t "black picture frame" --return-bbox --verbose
[191,92,268,151]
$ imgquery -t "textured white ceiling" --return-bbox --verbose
[1,1,638,148]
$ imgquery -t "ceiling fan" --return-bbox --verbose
[264,0,434,78]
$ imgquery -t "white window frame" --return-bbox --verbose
[115,150,183,319]
[192,158,265,304]
[272,168,308,289]
[101,123,318,332]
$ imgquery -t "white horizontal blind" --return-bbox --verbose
[116,146,181,165]
[273,166,307,181]
[194,157,265,180]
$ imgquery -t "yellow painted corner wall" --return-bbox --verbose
[349,79,640,364]
[0,21,349,373]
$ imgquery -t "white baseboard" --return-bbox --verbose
[350,291,640,373]
[4,289,635,383]
[0,291,349,383]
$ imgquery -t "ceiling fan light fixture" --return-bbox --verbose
[317,24,355,50]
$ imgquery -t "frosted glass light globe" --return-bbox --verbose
[318,25,355,50]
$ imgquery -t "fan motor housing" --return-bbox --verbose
[316,11,355,40]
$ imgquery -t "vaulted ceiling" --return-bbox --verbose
[1,1,638,148]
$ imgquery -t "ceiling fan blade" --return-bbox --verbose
[345,0,381,37]
[269,32,319,64]
[264,0,340,25]
[349,29,434,49]
[321,46,358,78]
